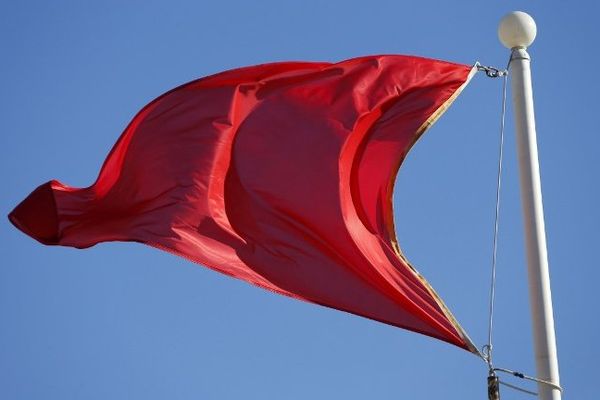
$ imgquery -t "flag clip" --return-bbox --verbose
[476,63,508,78]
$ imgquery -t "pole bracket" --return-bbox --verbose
[488,373,501,400]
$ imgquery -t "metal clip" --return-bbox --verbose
[476,64,508,78]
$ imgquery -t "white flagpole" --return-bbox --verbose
[498,12,561,400]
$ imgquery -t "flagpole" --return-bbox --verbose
[498,12,561,400]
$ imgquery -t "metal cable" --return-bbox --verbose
[498,380,538,396]
[494,367,563,393]
[482,67,509,371]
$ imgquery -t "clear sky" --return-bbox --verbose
[1,1,596,399]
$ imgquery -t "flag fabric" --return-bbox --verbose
[9,55,479,353]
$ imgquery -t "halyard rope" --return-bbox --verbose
[487,67,508,371]
[475,63,508,371]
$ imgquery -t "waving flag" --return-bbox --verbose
[9,55,478,353]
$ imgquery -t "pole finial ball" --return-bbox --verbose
[498,11,537,49]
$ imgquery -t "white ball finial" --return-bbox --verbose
[498,11,537,49]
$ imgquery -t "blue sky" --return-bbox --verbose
[1,1,597,399]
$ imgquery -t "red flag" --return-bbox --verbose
[9,55,478,353]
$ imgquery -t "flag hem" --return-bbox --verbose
[387,65,482,356]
